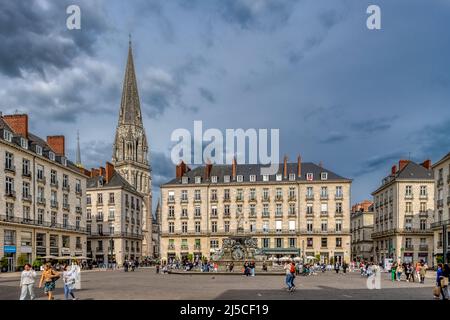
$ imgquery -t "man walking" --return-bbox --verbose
[19,264,36,300]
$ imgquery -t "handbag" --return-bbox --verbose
[433,286,440,297]
[441,277,449,287]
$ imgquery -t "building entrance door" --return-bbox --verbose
[7,257,15,272]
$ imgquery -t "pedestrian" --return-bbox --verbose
[123,260,128,272]
[343,262,348,274]
[284,262,293,291]
[250,261,255,276]
[229,261,234,272]
[19,263,36,300]
[262,261,267,272]
[38,263,59,300]
[63,265,77,300]
[419,263,427,284]
[243,261,249,276]
[71,260,81,290]
[396,263,403,281]
[391,263,397,282]
[156,264,160,274]
[334,261,340,274]
[415,262,421,282]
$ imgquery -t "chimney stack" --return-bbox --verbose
[176,161,188,179]
[319,161,323,168]
[205,160,213,181]
[399,159,409,171]
[391,165,397,175]
[297,155,302,178]
[283,155,288,178]
[420,159,431,170]
[99,166,106,177]
[232,157,237,180]
[105,162,115,183]
[3,114,28,138]
[46,136,65,156]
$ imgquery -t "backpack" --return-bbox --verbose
[290,264,296,273]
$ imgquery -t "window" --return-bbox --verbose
[194,190,201,201]
[262,221,269,232]
[211,221,217,233]
[22,182,30,199]
[5,151,14,170]
[321,203,328,213]
[320,187,328,197]
[109,193,115,204]
[250,204,256,216]
[276,204,282,216]
[195,176,201,184]
[307,203,313,214]
[195,221,201,233]
[321,238,328,248]
[250,188,256,200]
[37,165,44,180]
[263,188,269,200]
[336,186,343,197]
[4,230,16,245]
[21,231,32,246]
[37,209,44,224]
[224,189,230,200]
[336,203,342,213]
[22,159,30,176]
[250,221,256,232]
[405,218,412,230]
[211,206,217,217]
[109,208,115,219]
[211,176,218,183]
[224,221,230,232]
[336,237,342,248]
[181,190,188,201]
[321,172,328,180]
[181,208,188,217]
[181,177,188,184]
[237,175,243,182]
[289,220,296,231]
[263,204,269,217]
[48,152,55,161]
[420,202,426,212]
[306,187,313,198]
[307,238,313,247]
[237,189,243,201]
[276,238,283,248]
[336,220,342,232]
[420,219,427,230]
[23,206,30,221]
[276,188,282,198]
[5,176,14,195]
[250,175,256,182]
[262,175,269,182]
[50,170,57,185]
[405,202,412,213]
[75,179,81,194]
[307,220,313,232]
[306,173,313,181]
[321,220,328,232]
[224,175,230,183]
[276,174,282,181]
[63,193,68,207]
[211,189,217,201]
[405,185,412,196]
[168,206,174,218]
[182,222,188,233]
[420,186,427,196]
[194,206,201,217]
[289,173,296,181]
[3,130,12,142]
[97,193,103,205]
[35,145,42,155]
[169,222,174,233]
[210,239,219,249]
[262,238,269,248]
[289,238,296,248]
[224,205,230,215]
[20,137,28,149]
[275,220,282,232]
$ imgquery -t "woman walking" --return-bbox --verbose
[71,261,81,290]
[284,262,293,291]
[19,263,36,300]
[396,263,403,281]
[63,265,77,300]
[38,263,60,300]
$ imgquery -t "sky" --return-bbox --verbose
[1,0,450,213]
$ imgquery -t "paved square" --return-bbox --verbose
[0,268,437,300]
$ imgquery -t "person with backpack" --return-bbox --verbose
[38,263,60,300]
[289,261,296,291]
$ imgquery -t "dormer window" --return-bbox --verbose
[321,172,328,180]
[211,176,218,183]
[20,138,28,149]
[224,175,230,183]
[61,157,67,166]
[48,151,55,161]
[262,175,269,182]
[237,175,243,183]
[195,176,201,184]
[250,175,256,182]
[181,176,189,184]
[276,174,282,181]
[289,173,296,181]
[306,173,314,181]
[35,145,42,156]
[3,130,12,142]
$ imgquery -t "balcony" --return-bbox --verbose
[262,212,270,218]
[62,184,70,192]
[125,216,130,223]
[419,245,429,251]
[96,215,104,222]
[210,213,218,219]
[419,211,428,218]
[261,196,270,202]
[167,198,175,204]
[4,164,16,174]
[223,212,231,218]
[223,197,231,203]
[37,197,46,206]
[320,211,328,217]
[437,199,444,208]
[76,206,82,214]
[288,196,296,202]
[419,193,428,200]
[75,188,82,196]
[210,197,218,203]
[108,215,115,221]
[22,194,32,203]
[62,203,70,211]
[37,177,46,185]
[248,196,257,203]
[335,194,343,200]
[194,197,202,203]
[50,200,59,209]
[181,245,189,251]
[320,194,328,200]
[22,171,31,179]
[275,195,283,202]
[108,200,115,205]
[275,212,283,218]
[404,245,414,251]
[180,198,188,204]
[335,211,343,217]
[306,195,314,201]
[404,194,413,200]
[194,214,201,219]
[4,190,16,199]
[168,245,175,250]
[306,211,314,217]
[96,247,104,252]
[288,211,297,217]
[235,196,244,203]
[50,180,59,189]
[86,215,92,222]
[249,212,256,218]
[194,245,201,250]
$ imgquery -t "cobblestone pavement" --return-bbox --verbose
[0,268,437,300]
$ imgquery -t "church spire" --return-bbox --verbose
[118,37,143,127]
[75,130,82,168]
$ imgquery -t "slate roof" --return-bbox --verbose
[87,171,139,195]
[163,162,350,186]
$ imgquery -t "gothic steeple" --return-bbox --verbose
[75,130,82,168]
[118,38,144,127]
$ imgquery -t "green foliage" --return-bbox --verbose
[17,254,28,267]
[186,253,194,262]
[0,257,8,268]
[32,259,43,269]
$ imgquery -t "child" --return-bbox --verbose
[63,264,77,300]
[20,263,36,300]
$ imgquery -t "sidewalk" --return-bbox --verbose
[0,267,154,279]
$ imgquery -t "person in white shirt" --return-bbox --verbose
[71,261,81,290]
[20,264,36,300]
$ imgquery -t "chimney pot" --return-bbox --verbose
[105,162,115,183]
[46,135,65,156]
[3,114,28,139]
[399,159,409,171]
[283,155,288,178]
[297,155,302,178]
[391,165,397,175]
[420,159,431,170]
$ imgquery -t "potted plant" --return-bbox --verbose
[32,258,43,271]
[0,257,9,273]
[16,254,28,272]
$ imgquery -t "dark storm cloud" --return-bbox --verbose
[67,139,113,169]
[198,87,216,104]
[151,151,175,187]
[319,132,348,144]
[415,118,450,162]
[0,1,109,78]
[350,116,398,134]
[353,152,406,177]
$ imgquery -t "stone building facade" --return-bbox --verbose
[86,162,144,266]
[372,160,434,265]
[0,114,87,271]
[350,200,374,261]
[160,157,352,264]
